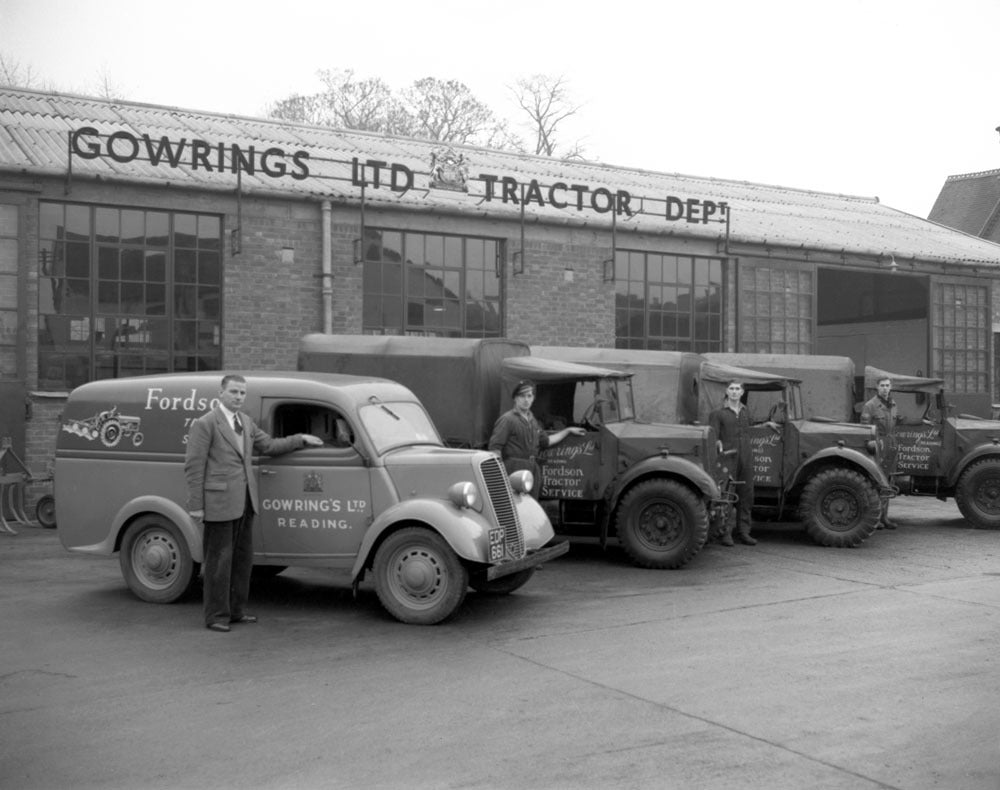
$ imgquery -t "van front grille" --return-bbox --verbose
[479,456,525,560]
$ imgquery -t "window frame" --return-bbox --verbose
[361,227,504,338]
[614,249,723,352]
[37,201,223,390]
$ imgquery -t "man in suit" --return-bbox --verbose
[185,374,323,632]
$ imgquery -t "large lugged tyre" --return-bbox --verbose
[955,458,1000,529]
[470,568,536,595]
[119,515,198,603]
[615,479,708,569]
[373,527,469,625]
[799,468,880,547]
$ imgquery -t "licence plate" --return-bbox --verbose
[488,528,505,561]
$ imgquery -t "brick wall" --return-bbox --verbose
[505,238,615,346]
[22,394,64,509]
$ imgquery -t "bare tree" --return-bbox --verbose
[92,65,128,102]
[267,69,526,151]
[268,68,409,134]
[402,77,521,148]
[0,52,45,89]
[510,74,585,159]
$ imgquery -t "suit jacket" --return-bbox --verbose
[184,406,306,521]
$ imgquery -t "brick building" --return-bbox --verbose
[928,164,1000,394]
[3,86,1000,489]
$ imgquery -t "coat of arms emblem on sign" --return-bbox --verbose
[429,147,469,192]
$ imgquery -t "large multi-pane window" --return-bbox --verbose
[932,281,989,394]
[38,202,222,390]
[614,250,722,351]
[362,228,502,337]
[739,261,813,354]
[0,205,18,380]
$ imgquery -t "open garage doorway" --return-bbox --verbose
[816,267,931,392]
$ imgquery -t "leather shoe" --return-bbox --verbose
[206,622,231,633]
[880,520,898,530]
[718,534,735,547]
[230,614,258,624]
[738,534,758,546]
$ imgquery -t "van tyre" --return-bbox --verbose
[470,568,536,595]
[373,527,468,625]
[119,515,198,603]
[799,468,880,547]
[615,479,708,569]
[955,458,1000,529]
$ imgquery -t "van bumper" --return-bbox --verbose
[486,539,569,581]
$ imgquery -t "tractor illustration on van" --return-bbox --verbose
[62,406,144,448]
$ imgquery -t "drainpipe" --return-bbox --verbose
[321,200,333,334]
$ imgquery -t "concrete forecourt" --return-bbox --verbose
[1,495,997,790]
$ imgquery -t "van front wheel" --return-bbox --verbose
[373,527,468,625]
[119,516,197,603]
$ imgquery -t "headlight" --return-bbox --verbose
[448,481,480,510]
[866,440,878,455]
[509,469,534,495]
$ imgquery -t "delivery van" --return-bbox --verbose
[55,372,567,624]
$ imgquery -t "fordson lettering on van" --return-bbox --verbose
[144,387,217,412]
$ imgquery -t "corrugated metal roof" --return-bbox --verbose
[3,86,1000,267]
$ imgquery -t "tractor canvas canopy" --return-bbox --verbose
[705,353,855,421]
[502,356,633,432]
[697,361,799,422]
[864,366,944,395]
[298,333,528,448]
[501,356,628,393]
[532,346,703,425]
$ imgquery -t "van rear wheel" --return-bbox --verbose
[119,516,197,603]
[955,458,1000,529]
[615,479,708,569]
[373,527,468,624]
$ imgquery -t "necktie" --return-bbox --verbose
[234,415,243,435]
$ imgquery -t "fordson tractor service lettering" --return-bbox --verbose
[262,498,365,530]
[750,431,782,485]
[140,387,222,446]
[541,439,598,499]
[895,426,942,473]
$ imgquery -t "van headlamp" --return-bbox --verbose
[509,469,534,495]
[448,481,480,510]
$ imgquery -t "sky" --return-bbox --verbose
[1,0,998,218]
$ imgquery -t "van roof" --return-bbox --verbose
[68,370,419,406]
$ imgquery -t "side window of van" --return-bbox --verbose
[270,403,355,447]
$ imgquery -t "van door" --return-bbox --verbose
[254,399,373,566]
